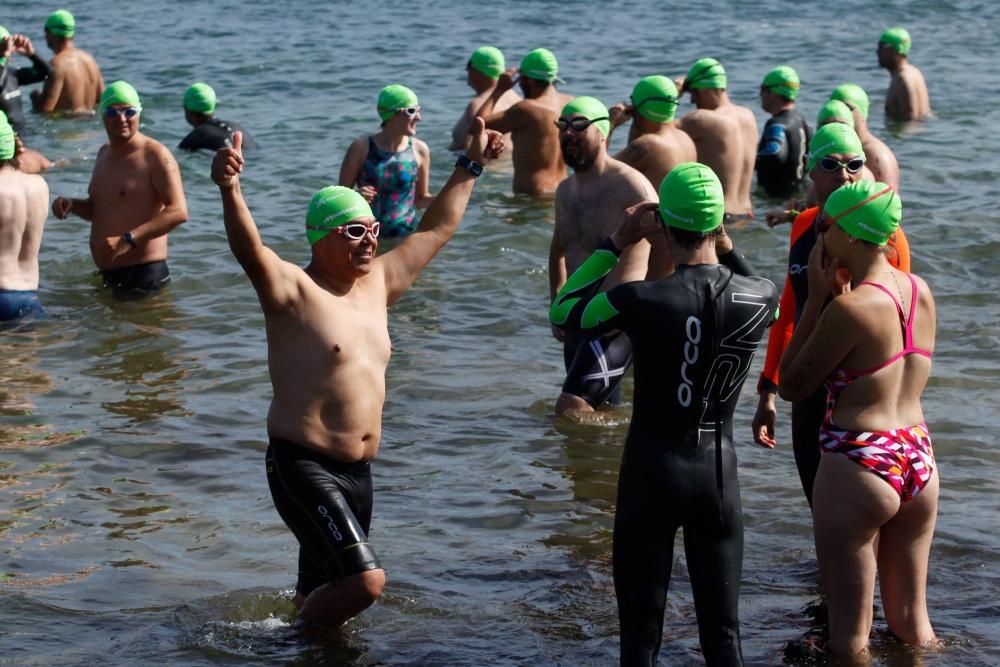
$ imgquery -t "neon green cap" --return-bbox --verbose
[100,80,142,114]
[520,48,563,83]
[0,26,9,67]
[560,96,610,138]
[470,46,505,79]
[825,181,901,245]
[377,84,418,122]
[630,75,679,123]
[817,100,855,129]
[0,111,15,161]
[305,186,374,246]
[184,82,217,114]
[807,123,864,171]
[879,27,911,56]
[657,162,725,233]
[685,58,727,91]
[830,83,870,121]
[762,65,800,100]
[45,10,75,38]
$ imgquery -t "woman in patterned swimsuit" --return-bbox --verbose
[777,180,939,657]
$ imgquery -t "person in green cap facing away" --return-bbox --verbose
[830,83,900,192]
[178,82,253,152]
[450,46,520,152]
[51,81,188,297]
[339,84,434,238]
[211,120,504,629]
[778,180,938,657]
[548,96,660,418]
[676,58,759,222]
[474,47,573,195]
[550,162,778,665]
[606,75,697,192]
[756,65,812,199]
[877,27,931,120]
[817,99,855,129]
[0,110,49,322]
[31,9,104,113]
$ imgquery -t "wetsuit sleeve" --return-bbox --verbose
[550,238,629,334]
[718,246,756,277]
[15,54,52,86]
[756,119,788,165]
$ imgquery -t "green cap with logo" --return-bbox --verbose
[560,96,610,138]
[45,9,75,38]
[879,27,911,56]
[305,186,374,246]
[657,162,725,233]
[825,180,901,246]
[807,123,864,171]
[631,75,679,123]
[520,48,563,83]
[762,65,800,100]
[184,82,217,114]
[100,80,142,114]
[377,84,418,122]
[470,46,505,79]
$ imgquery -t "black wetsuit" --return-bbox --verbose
[0,54,53,135]
[755,109,811,199]
[178,118,253,152]
[552,241,779,666]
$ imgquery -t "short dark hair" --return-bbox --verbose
[0,158,17,170]
[667,225,722,250]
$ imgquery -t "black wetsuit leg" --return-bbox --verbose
[562,329,633,407]
[790,387,826,507]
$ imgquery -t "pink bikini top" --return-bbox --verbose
[826,273,932,398]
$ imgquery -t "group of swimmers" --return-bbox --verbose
[0,9,940,665]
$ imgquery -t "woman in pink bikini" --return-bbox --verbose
[777,180,938,657]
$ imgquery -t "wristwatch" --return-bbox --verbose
[121,232,138,248]
[455,154,483,178]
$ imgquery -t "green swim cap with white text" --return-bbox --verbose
[825,180,901,245]
[306,186,374,246]
[807,123,864,171]
[657,162,725,233]
[520,48,561,83]
[377,84,418,122]
[470,46,505,79]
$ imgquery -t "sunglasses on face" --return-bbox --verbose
[554,116,609,132]
[818,156,865,174]
[335,221,381,240]
[104,106,139,119]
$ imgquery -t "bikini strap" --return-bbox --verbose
[856,280,905,321]
[904,272,919,348]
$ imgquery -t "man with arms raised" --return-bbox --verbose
[676,58,758,222]
[211,121,502,627]
[31,10,104,114]
[52,81,188,296]
[607,75,697,191]
[877,27,931,121]
[0,112,48,321]
[549,97,660,417]
[830,83,900,191]
[475,48,572,195]
[450,46,519,152]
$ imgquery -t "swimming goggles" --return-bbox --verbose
[817,157,866,174]
[334,221,381,240]
[398,106,420,117]
[554,116,609,132]
[104,107,139,119]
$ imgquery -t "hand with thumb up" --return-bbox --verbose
[211,130,245,190]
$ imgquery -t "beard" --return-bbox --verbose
[561,140,599,172]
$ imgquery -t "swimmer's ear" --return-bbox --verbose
[471,116,485,135]
[233,131,243,153]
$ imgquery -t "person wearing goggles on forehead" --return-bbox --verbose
[212,119,504,629]
[675,58,759,224]
[51,81,188,297]
[551,163,778,664]
[753,123,909,511]
[340,84,434,238]
[606,75,696,193]
[473,47,573,195]
[549,96,661,418]
[756,66,812,199]
[877,27,932,121]
[31,10,104,114]
[450,46,520,153]
[830,83,900,193]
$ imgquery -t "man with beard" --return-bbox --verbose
[474,48,573,195]
[548,96,659,417]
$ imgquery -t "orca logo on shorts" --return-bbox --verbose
[317,504,343,542]
[678,315,702,408]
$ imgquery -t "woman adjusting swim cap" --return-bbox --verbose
[657,162,725,232]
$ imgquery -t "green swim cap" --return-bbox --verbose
[520,48,562,83]
[45,10,75,38]
[657,162,725,233]
[830,83,870,121]
[305,186,374,246]
[377,84,418,122]
[817,100,855,129]
[807,123,864,171]
[630,75,679,123]
[561,96,610,138]
[0,112,15,161]
[100,80,142,114]
[879,27,911,56]
[0,26,9,67]
[762,65,800,100]
[824,181,901,245]
[470,46,505,79]
[685,58,727,90]
[184,82,217,114]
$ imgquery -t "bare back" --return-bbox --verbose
[678,103,757,214]
[452,89,519,152]
[40,46,103,112]
[886,63,931,120]
[503,89,573,195]
[861,133,901,192]
[615,126,698,192]
[0,167,49,290]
